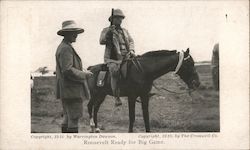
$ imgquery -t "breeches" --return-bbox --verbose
[61,99,83,128]
[107,62,120,76]
[107,62,120,96]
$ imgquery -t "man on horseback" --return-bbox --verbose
[100,9,136,106]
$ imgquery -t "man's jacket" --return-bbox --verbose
[100,27,134,63]
[55,39,90,100]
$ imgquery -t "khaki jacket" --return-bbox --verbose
[55,39,90,100]
[100,27,134,63]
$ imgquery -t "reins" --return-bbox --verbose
[131,51,195,95]
[131,57,144,73]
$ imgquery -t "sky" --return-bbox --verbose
[1,1,247,71]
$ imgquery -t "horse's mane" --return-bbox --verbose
[141,50,177,58]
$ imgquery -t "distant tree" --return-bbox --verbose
[36,66,49,75]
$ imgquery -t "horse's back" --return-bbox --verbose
[87,63,108,73]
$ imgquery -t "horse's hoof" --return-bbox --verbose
[89,130,95,133]
[95,128,100,133]
[89,126,95,133]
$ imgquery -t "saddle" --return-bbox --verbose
[88,61,129,87]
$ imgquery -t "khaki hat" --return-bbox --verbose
[108,9,125,21]
[57,20,84,36]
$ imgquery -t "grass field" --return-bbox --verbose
[31,64,219,133]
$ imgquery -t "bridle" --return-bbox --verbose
[131,57,144,73]
[174,51,190,74]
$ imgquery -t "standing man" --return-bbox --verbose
[56,20,93,133]
[100,9,136,106]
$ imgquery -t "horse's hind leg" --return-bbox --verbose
[88,98,94,119]
[128,96,137,133]
[140,95,150,132]
[93,94,106,133]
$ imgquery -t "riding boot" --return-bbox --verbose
[111,75,122,106]
[67,127,78,133]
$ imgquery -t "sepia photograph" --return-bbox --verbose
[0,0,249,149]
[30,2,221,134]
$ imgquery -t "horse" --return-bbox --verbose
[86,48,200,133]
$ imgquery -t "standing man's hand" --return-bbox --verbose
[85,70,93,78]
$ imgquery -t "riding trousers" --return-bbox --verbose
[107,62,121,97]
[61,98,83,128]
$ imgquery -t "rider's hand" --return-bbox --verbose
[106,25,116,40]
[129,50,136,57]
[109,25,116,33]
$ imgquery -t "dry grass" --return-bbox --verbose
[31,64,219,133]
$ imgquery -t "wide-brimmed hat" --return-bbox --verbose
[108,9,125,22]
[57,20,84,36]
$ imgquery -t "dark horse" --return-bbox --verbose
[86,48,200,133]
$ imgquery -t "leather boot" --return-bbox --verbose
[61,126,68,133]
[67,127,78,133]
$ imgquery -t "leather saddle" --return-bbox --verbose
[87,61,129,87]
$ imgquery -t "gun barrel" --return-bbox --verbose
[110,8,114,26]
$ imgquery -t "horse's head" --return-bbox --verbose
[176,48,200,89]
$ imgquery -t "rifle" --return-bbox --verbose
[108,8,119,60]
[110,8,114,26]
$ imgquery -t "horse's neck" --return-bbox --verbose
[140,54,179,80]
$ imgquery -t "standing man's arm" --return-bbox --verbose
[60,47,92,81]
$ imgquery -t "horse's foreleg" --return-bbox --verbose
[88,100,94,119]
[87,99,95,133]
[140,95,150,132]
[128,96,136,133]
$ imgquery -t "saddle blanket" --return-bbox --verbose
[95,60,129,87]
